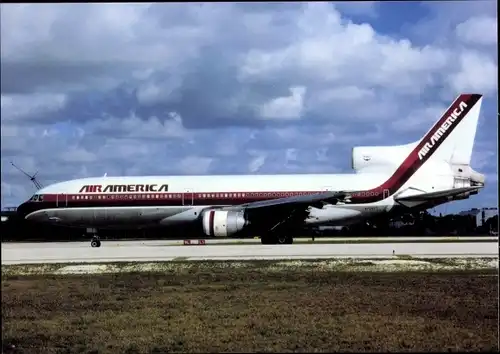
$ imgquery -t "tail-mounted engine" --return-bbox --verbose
[201,209,248,237]
[351,144,413,173]
[451,164,485,187]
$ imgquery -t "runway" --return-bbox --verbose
[1,241,498,265]
[2,236,497,248]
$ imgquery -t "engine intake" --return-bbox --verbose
[351,144,413,173]
[202,209,248,237]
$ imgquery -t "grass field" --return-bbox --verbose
[2,263,498,353]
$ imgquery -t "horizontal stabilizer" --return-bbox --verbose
[395,187,483,203]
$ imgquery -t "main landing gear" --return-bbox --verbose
[260,233,293,245]
[260,212,299,245]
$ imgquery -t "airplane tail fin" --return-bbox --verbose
[387,94,485,207]
[416,94,483,167]
[340,94,484,206]
[391,93,485,201]
[352,94,483,176]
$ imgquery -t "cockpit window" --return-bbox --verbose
[30,194,44,202]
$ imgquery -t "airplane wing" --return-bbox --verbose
[236,191,347,210]
[394,186,482,203]
[221,190,348,234]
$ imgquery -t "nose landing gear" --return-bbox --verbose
[86,228,102,247]
[90,236,101,248]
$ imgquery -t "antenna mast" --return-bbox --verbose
[10,161,44,190]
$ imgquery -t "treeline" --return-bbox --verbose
[313,212,498,237]
[0,214,206,242]
[1,210,497,242]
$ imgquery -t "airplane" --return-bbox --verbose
[16,93,485,248]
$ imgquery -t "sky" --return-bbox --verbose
[1,1,498,214]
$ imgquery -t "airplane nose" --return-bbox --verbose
[16,202,30,220]
[25,211,49,222]
[17,202,47,221]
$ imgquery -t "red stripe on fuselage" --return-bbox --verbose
[18,191,327,216]
[30,191,319,204]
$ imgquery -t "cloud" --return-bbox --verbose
[260,86,306,120]
[392,104,447,132]
[447,51,498,94]
[333,2,379,19]
[178,156,213,175]
[59,147,96,163]
[456,16,497,46]
[1,2,497,214]
[248,155,267,173]
[407,1,497,46]
[1,94,67,122]
[471,149,496,171]
[89,111,188,139]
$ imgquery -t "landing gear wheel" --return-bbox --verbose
[91,237,101,248]
[261,234,293,245]
[277,235,292,244]
[285,235,294,244]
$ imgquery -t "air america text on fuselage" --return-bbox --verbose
[79,184,169,193]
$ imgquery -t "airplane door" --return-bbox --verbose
[183,189,194,206]
[56,193,68,207]
[383,189,390,199]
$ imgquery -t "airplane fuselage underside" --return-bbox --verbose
[23,202,393,231]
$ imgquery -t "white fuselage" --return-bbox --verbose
[19,169,456,232]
